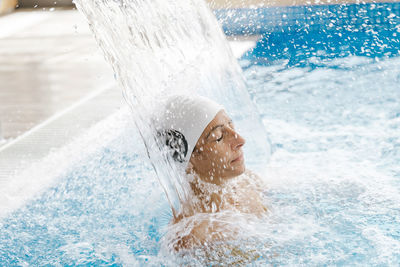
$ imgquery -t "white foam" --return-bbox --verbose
[0,107,131,218]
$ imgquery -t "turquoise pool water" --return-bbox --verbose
[1,3,400,265]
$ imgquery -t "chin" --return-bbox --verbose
[228,163,246,178]
[236,164,246,175]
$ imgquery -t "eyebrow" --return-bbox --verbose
[205,124,224,139]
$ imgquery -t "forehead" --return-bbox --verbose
[208,110,230,127]
[201,110,230,136]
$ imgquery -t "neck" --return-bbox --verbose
[199,174,225,186]
[187,173,233,213]
[189,167,230,186]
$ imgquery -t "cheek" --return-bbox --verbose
[207,144,230,165]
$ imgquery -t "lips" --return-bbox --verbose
[231,153,244,164]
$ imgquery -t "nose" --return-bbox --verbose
[226,127,245,151]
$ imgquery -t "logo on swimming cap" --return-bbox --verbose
[157,129,188,163]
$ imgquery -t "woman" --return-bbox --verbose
[156,95,267,253]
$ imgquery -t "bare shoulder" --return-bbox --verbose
[244,169,267,191]
[167,214,260,265]
[245,169,262,180]
[169,214,235,251]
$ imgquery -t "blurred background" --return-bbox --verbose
[1,0,111,148]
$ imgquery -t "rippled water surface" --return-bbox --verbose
[1,7,400,266]
[1,52,398,265]
[243,53,400,265]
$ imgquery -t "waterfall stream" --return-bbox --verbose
[74,0,271,215]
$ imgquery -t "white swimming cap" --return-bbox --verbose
[156,94,224,164]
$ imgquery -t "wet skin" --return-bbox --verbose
[169,111,267,252]
[188,110,246,185]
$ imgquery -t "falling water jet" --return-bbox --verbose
[73,0,271,216]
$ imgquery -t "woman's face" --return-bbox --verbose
[189,110,246,184]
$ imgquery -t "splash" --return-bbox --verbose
[73,0,271,214]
